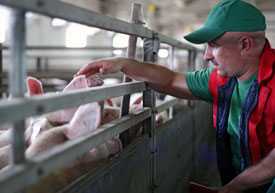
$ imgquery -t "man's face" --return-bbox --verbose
[203,34,243,77]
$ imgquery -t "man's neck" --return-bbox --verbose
[237,59,259,81]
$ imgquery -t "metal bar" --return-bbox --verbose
[154,98,178,114]
[0,43,2,97]
[189,49,197,70]
[142,34,159,192]
[9,9,27,165]
[120,3,143,146]
[158,33,195,50]
[0,46,128,50]
[0,0,195,50]
[0,81,146,124]
[168,46,175,118]
[35,57,42,72]
[187,50,196,108]
[1,45,174,50]
[0,108,151,193]
[168,46,175,70]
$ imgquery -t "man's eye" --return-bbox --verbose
[209,43,218,47]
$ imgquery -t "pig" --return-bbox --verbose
[46,75,104,125]
[0,75,122,171]
[130,93,169,126]
[26,75,104,144]
[26,75,121,161]
[26,76,121,163]
[0,145,10,170]
[0,130,11,148]
[0,77,53,149]
[0,119,39,149]
[26,101,122,166]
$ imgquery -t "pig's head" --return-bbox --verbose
[101,107,120,125]
[130,95,143,114]
[63,75,104,92]
[86,75,104,87]
[47,75,104,125]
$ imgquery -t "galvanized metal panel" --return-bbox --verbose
[155,108,194,193]
[191,102,221,187]
[60,136,152,193]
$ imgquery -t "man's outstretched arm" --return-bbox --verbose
[76,57,196,99]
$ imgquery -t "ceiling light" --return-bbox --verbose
[51,18,67,27]
[158,49,169,58]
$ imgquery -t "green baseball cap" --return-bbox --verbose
[184,0,266,44]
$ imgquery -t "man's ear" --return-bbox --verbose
[239,36,253,55]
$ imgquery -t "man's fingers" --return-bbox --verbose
[75,58,120,77]
[76,62,102,76]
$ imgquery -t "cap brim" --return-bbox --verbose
[184,26,225,44]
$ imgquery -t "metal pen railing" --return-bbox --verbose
[0,82,146,124]
[0,1,198,193]
[0,0,195,50]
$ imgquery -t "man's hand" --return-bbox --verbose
[76,57,194,99]
[218,184,242,193]
[189,181,219,193]
[218,148,275,193]
[76,57,125,77]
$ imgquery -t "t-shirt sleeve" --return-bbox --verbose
[185,66,214,102]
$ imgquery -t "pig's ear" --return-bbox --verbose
[26,76,44,96]
[133,96,142,105]
[105,99,114,107]
[63,75,88,92]
[65,102,101,140]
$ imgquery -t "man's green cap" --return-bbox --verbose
[184,0,266,44]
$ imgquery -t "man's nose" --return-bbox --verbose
[203,46,214,61]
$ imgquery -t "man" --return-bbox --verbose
[76,0,275,192]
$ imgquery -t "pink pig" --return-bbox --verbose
[0,75,122,171]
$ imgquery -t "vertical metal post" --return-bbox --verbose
[36,57,42,72]
[188,49,197,70]
[143,33,159,193]
[9,9,27,165]
[169,46,175,70]
[168,46,175,119]
[0,43,3,98]
[120,3,144,146]
[187,49,196,108]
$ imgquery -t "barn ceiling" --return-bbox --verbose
[62,0,275,39]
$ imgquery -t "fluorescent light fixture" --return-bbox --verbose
[113,49,123,56]
[51,18,67,27]
[65,23,100,48]
[26,12,35,19]
[158,48,169,58]
[0,6,9,43]
[112,33,129,48]
[66,23,87,48]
